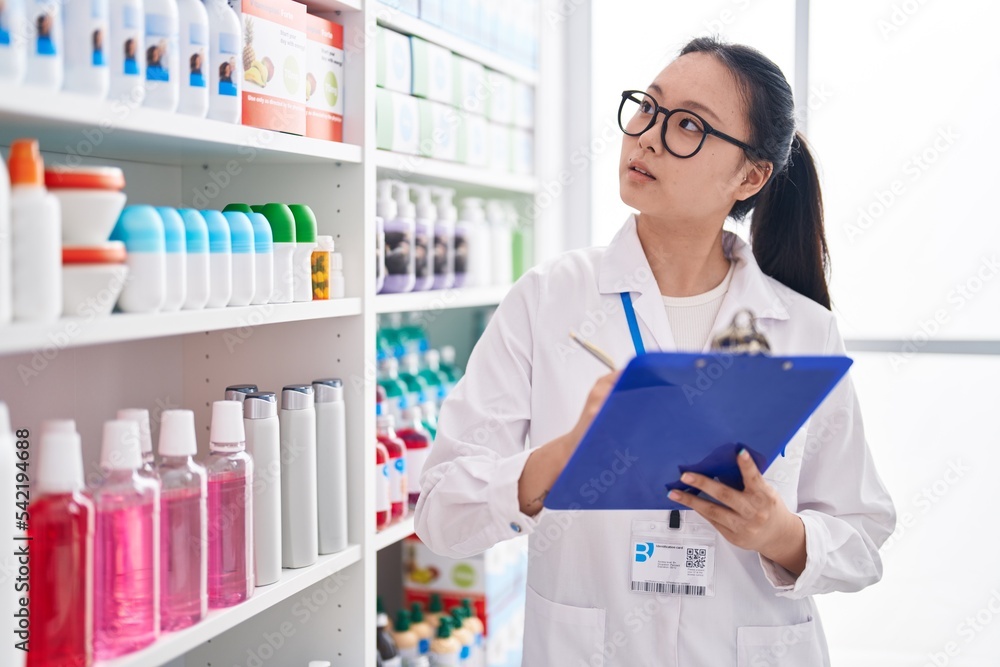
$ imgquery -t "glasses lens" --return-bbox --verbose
[664,111,707,157]
[619,92,656,136]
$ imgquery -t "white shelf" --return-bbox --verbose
[0,84,362,166]
[98,544,362,667]
[375,150,537,194]
[375,286,509,313]
[0,298,362,356]
[308,0,363,12]
[375,5,538,85]
[375,516,415,551]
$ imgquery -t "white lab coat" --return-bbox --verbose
[415,215,896,667]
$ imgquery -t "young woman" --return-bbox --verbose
[415,37,896,666]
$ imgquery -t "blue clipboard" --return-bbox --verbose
[543,351,853,511]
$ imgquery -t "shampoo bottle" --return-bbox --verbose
[288,204,318,302]
[280,385,319,568]
[156,410,208,632]
[24,0,62,89]
[0,0,26,84]
[27,415,94,667]
[381,181,416,293]
[156,207,188,312]
[243,392,282,586]
[201,210,232,308]
[141,0,179,110]
[179,208,210,310]
[206,400,255,607]
[430,187,456,290]
[313,379,348,554]
[176,0,209,117]
[8,139,60,322]
[204,0,240,123]
[222,210,255,307]
[224,383,257,403]
[458,198,490,288]
[63,0,109,97]
[108,0,144,103]
[252,203,296,303]
[411,185,436,292]
[92,420,161,659]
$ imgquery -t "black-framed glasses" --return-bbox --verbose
[618,90,759,159]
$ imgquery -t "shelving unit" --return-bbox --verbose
[0,1,554,665]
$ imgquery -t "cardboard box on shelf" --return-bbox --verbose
[376,26,412,94]
[457,112,488,167]
[410,36,453,104]
[486,69,513,125]
[417,98,457,161]
[304,15,344,142]
[403,535,526,667]
[376,88,420,154]
[230,0,307,135]
[453,55,487,115]
[489,122,511,173]
[512,128,533,175]
[513,80,534,129]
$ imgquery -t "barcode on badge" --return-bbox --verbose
[686,547,707,569]
[630,581,707,596]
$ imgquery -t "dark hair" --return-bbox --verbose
[679,36,831,310]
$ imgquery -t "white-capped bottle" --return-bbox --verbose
[156,207,187,312]
[313,379,348,554]
[0,0,27,84]
[142,0,179,111]
[8,139,60,323]
[63,0,109,97]
[243,392,282,586]
[222,210,255,307]
[179,208,210,310]
[204,0,240,123]
[202,210,232,309]
[24,0,62,90]
[117,408,157,479]
[458,198,490,288]
[108,0,144,103]
[486,199,513,288]
[156,409,208,632]
[176,0,209,117]
[279,385,319,569]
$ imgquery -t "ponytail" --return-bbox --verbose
[750,131,831,310]
[679,37,832,310]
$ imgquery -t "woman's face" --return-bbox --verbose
[619,52,767,225]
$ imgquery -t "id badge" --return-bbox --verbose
[629,518,717,597]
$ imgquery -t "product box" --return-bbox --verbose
[304,15,344,142]
[489,122,511,173]
[457,112,488,167]
[376,89,420,154]
[441,0,461,34]
[376,26,412,94]
[410,36,453,104]
[404,535,526,667]
[512,128,533,175]
[453,55,487,115]
[512,80,534,129]
[418,98,457,161]
[419,0,443,26]
[486,69,513,125]
[231,0,307,135]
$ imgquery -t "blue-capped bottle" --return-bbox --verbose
[156,207,187,312]
[201,210,231,308]
[221,210,255,307]
[179,209,210,310]
[110,206,166,313]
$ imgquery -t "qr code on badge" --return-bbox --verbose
[686,548,707,569]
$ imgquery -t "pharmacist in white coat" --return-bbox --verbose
[415,36,895,667]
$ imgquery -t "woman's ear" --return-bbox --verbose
[736,161,773,201]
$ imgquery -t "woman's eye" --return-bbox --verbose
[640,101,654,114]
[679,117,702,132]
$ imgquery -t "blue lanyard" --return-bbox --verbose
[620,292,646,355]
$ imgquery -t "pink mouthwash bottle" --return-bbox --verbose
[206,400,255,608]
[157,409,208,631]
[92,419,161,659]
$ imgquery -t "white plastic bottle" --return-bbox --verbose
[204,0,240,123]
[179,208,210,310]
[156,207,187,312]
[430,186,456,290]
[142,0,179,111]
[8,139,61,323]
[243,392,281,586]
[24,0,62,90]
[411,186,436,292]
[486,199,513,288]
[313,379,348,555]
[62,0,109,96]
[375,182,396,294]
[201,210,232,309]
[0,0,27,83]
[247,212,272,305]
[329,252,344,299]
[176,0,209,117]
[0,154,10,325]
[116,408,157,479]
[382,180,416,294]
[108,0,144,103]
[110,205,166,314]
[279,385,319,569]
[222,210,255,307]
[458,198,490,288]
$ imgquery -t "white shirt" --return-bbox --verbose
[661,259,735,351]
[415,215,896,667]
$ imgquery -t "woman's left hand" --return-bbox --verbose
[668,449,807,575]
